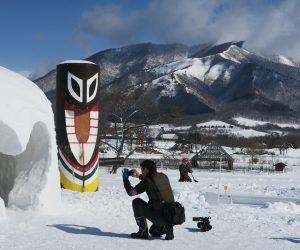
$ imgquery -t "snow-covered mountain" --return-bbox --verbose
[141,44,300,118]
[35,43,206,93]
[35,41,300,122]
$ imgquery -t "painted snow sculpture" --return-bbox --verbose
[0,66,61,213]
[56,61,100,192]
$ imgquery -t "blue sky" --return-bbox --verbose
[0,0,299,79]
[0,0,140,78]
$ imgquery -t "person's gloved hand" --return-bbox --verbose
[122,168,130,180]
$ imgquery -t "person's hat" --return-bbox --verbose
[182,158,189,163]
[140,160,157,174]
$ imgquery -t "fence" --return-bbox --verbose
[101,157,283,173]
[123,158,180,169]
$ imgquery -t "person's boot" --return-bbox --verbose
[164,225,174,240]
[131,217,149,239]
[149,224,164,237]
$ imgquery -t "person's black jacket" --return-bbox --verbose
[123,172,174,211]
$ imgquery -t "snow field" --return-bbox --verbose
[1,65,300,249]
[1,168,300,249]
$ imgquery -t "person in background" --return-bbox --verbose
[122,159,175,240]
[178,158,192,182]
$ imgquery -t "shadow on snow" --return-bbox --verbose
[47,224,129,239]
[271,237,300,244]
[185,227,203,233]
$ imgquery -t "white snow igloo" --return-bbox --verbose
[0,66,61,214]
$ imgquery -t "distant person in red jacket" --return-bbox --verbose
[178,158,192,182]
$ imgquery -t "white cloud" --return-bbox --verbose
[29,59,60,80]
[17,71,32,79]
[74,0,300,60]
[212,0,300,58]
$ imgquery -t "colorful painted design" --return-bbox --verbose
[56,61,100,192]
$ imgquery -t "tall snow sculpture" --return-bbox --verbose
[0,66,61,213]
[56,61,100,192]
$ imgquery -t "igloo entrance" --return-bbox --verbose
[0,122,52,209]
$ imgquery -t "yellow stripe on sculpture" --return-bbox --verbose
[60,169,99,192]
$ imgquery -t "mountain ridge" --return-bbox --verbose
[34,41,300,123]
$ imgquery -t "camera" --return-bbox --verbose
[128,170,134,176]
[192,217,212,232]
[123,168,134,177]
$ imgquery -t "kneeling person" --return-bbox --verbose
[122,160,175,240]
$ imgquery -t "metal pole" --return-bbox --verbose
[196,133,198,154]
[217,156,222,204]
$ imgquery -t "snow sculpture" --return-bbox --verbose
[56,61,100,192]
[0,66,61,212]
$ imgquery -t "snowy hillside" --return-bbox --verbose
[148,44,300,99]
[276,55,296,67]
[195,120,268,138]
[35,41,300,121]
[233,117,300,129]
[137,43,300,118]
[148,120,270,139]
[35,43,196,93]
[196,120,233,128]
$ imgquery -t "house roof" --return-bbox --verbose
[161,133,178,140]
[274,162,287,167]
[192,141,233,162]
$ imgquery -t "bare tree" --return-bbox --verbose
[134,126,150,147]
[99,88,159,173]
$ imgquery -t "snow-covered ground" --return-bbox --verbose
[233,117,300,129]
[149,119,284,139]
[196,120,268,138]
[1,166,300,250]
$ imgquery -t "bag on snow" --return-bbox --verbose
[162,201,185,225]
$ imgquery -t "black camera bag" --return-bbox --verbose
[149,176,185,225]
[162,201,185,225]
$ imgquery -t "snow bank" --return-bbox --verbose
[234,117,300,129]
[197,120,232,127]
[0,66,60,213]
[264,202,300,214]
[230,129,267,138]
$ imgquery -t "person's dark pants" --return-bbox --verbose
[132,198,169,227]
